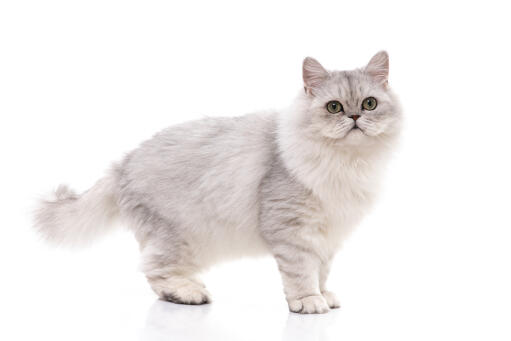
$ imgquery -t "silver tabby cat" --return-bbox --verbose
[35,52,401,314]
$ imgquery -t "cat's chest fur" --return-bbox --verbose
[289,147,382,253]
[320,163,377,232]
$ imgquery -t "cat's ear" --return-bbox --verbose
[303,57,329,96]
[365,51,389,87]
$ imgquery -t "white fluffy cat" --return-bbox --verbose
[35,51,401,314]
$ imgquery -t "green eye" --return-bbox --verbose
[326,100,343,114]
[362,97,377,111]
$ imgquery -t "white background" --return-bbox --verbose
[1,1,510,340]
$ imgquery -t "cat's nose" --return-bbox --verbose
[349,114,360,121]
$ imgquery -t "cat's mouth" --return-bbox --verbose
[349,125,365,135]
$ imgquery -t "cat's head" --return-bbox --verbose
[291,51,401,149]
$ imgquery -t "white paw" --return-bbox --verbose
[322,290,340,309]
[154,278,211,305]
[288,295,330,314]
[162,284,211,305]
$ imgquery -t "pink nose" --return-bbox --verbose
[350,114,360,121]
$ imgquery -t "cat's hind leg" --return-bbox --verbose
[140,238,211,305]
[149,274,211,305]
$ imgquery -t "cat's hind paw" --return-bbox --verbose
[162,287,211,305]
[288,295,330,314]
[152,277,211,305]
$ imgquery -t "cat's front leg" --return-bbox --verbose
[319,259,341,309]
[273,247,329,314]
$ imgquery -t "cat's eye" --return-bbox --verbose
[362,97,377,111]
[326,100,343,114]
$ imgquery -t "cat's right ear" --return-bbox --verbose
[365,51,389,87]
[303,57,328,96]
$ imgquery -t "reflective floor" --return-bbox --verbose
[141,299,342,341]
[3,218,510,341]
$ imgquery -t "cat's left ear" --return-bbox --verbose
[303,57,329,96]
[365,51,389,87]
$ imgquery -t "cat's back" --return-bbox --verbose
[128,111,277,178]
[118,111,278,236]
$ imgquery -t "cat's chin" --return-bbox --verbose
[333,129,386,150]
[339,128,367,145]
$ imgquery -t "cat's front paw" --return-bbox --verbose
[288,295,330,314]
[321,290,340,309]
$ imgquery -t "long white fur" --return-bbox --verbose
[34,51,401,313]
[35,175,119,247]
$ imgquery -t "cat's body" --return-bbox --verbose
[35,52,401,314]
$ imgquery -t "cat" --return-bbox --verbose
[34,51,401,314]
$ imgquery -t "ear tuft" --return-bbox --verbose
[365,51,389,86]
[303,57,329,95]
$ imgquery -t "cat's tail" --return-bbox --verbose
[33,172,119,247]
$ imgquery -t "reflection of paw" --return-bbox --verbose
[288,295,330,314]
[322,290,340,309]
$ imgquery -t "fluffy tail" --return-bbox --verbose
[34,174,119,247]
